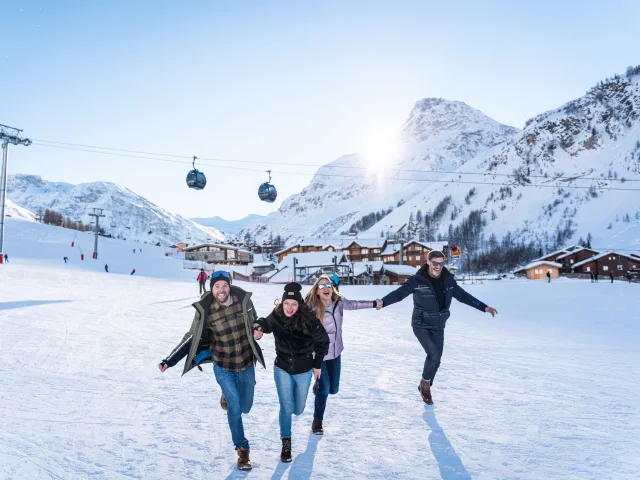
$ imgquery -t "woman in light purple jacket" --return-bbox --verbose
[305,274,381,435]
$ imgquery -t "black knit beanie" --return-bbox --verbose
[282,282,304,305]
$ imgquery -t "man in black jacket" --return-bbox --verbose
[379,250,497,405]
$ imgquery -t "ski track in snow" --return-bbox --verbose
[1,227,639,479]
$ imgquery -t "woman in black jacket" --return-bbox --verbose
[253,282,329,463]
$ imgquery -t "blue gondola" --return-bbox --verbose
[186,155,207,190]
[258,170,277,202]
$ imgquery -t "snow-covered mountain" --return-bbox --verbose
[5,198,36,221]
[191,214,264,235]
[241,66,640,252]
[7,175,226,245]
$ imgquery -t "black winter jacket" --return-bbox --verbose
[256,310,330,375]
[381,266,487,330]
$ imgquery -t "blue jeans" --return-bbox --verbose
[313,355,341,421]
[213,363,255,450]
[273,366,312,438]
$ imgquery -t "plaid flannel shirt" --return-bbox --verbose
[206,295,254,372]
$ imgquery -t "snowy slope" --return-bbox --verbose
[1,232,639,479]
[242,67,640,251]
[241,98,519,244]
[5,198,36,221]
[7,174,226,246]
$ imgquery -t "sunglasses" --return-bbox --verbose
[317,282,333,290]
[431,261,445,267]
[211,271,231,279]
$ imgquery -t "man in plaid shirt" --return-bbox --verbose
[159,271,265,471]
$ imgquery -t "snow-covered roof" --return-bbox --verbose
[514,260,562,273]
[555,247,598,260]
[352,261,385,277]
[405,239,448,251]
[342,238,385,249]
[381,244,398,256]
[278,251,349,268]
[382,264,418,276]
[252,261,276,267]
[535,245,581,261]
[298,237,339,248]
[184,242,239,252]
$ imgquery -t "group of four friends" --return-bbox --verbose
[158,250,497,471]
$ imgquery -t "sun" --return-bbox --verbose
[358,125,401,174]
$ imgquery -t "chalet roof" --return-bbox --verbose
[513,260,562,273]
[382,264,418,276]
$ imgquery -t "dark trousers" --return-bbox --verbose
[413,328,445,385]
[313,355,341,421]
[199,282,207,294]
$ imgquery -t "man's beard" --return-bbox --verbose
[216,292,230,304]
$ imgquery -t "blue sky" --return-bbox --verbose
[2,0,639,222]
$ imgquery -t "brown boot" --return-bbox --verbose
[312,419,324,435]
[220,394,228,411]
[280,437,292,463]
[419,378,433,405]
[237,447,252,471]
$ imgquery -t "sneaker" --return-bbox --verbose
[237,447,252,471]
[280,437,292,463]
[312,419,323,435]
[419,378,433,405]
[220,394,228,411]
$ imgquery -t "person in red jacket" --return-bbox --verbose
[197,269,208,295]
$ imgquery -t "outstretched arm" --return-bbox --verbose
[379,277,417,308]
[253,310,276,340]
[159,315,197,371]
[452,283,496,316]
[342,299,378,310]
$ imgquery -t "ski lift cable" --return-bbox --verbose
[31,138,640,183]
[29,142,640,192]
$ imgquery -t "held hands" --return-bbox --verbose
[158,362,168,372]
[375,299,383,310]
[253,324,263,340]
[313,368,322,379]
[485,306,498,317]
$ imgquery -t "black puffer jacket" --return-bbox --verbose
[381,266,487,330]
[256,310,330,375]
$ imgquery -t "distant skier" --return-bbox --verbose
[378,250,497,405]
[63,256,68,263]
[627,271,633,283]
[197,269,208,295]
[130,268,136,275]
[3,253,8,263]
[133,249,136,253]
[330,272,340,290]
[140,248,142,253]
[590,272,594,283]
[546,270,551,283]
[610,271,614,283]
[104,264,109,273]
[594,272,599,283]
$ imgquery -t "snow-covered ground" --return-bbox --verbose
[1,218,639,479]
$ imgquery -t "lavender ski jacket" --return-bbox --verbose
[321,298,375,361]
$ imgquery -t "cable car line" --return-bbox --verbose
[31,138,640,183]
[28,141,640,192]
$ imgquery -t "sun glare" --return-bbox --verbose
[358,126,401,175]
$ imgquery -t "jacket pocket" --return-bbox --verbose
[412,308,439,329]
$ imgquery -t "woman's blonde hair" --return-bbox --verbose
[305,274,343,322]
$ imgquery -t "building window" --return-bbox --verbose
[403,256,408,261]
[534,269,539,274]
[362,249,369,254]
[570,259,574,264]
[373,249,380,253]
[617,265,624,270]
[409,256,413,261]
[416,256,421,261]
[603,266,609,271]
[586,267,591,272]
